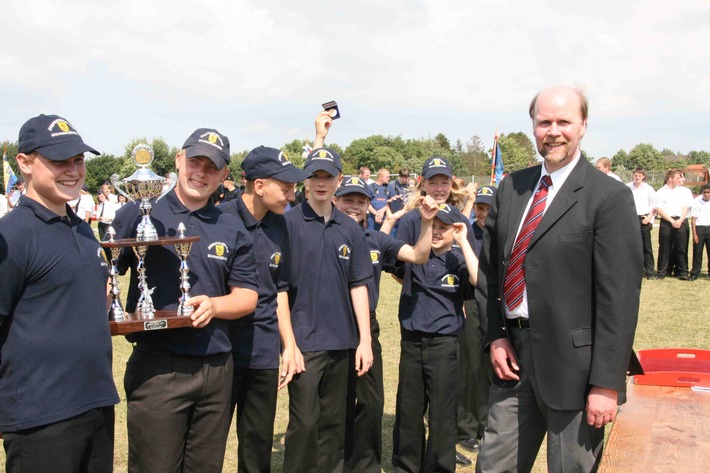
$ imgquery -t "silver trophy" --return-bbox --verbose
[105,227,126,322]
[174,223,194,317]
[132,243,156,319]
[111,144,177,241]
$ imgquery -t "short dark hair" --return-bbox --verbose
[399,167,409,177]
[632,167,647,179]
[665,168,681,183]
[701,184,710,192]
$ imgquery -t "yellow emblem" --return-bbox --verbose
[342,246,348,256]
[432,159,443,166]
[135,149,151,165]
[438,204,449,211]
[274,253,281,265]
[350,177,360,185]
[318,150,328,159]
[447,275,455,286]
[208,133,218,144]
[58,121,70,132]
[370,251,378,263]
[280,152,290,163]
[216,245,225,257]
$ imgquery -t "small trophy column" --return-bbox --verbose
[132,243,155,319]
[174,223,194,317]
[105,227,126,322]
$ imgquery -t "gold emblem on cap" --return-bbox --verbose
[279,151,290,163]
[208,133,218,144]
[438,203,449,211]
[349,177,359,185]
[58,121,70,132]
[131,143,155,167]
[318,150,328,159]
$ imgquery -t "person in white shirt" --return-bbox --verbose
[0,193,8,217]
[627,167,656,279]
[689,185,710,281]
[596,157,622,182]
[95,191,117,240]
[8,180,25,210]
[68,185,95,223]
[101,182,118,204]
[653,168,694,280]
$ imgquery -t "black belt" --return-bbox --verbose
[506,318,530,329]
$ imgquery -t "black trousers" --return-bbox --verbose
[229,366,279,473]
[3,406,115,473]
[657,218,689,277]
[345,314,384,473]
[283,350,349,473]
[124,345,233,473]
[98,222,110,241]
[457,300,492,442]
[691,225,710,276]
[639,216,655,276]
[392,330,459,473]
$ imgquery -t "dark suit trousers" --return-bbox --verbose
[691,225,710,276]
[392,330,459,473]
[229,366,279,473]
[345,314,385,473]
[476,326,604,473]
[638,216,655,276]
[3,407,115,473]
[657,219,689,277]
[283,350,349,473]
[457,299,492,441]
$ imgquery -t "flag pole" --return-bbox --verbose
[490,130,498,186]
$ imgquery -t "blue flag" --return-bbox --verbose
[494,141,504,185]
[3,148,18,193]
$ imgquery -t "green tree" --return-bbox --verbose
[85,154,127,194]
[463,136,491,177]
[498,132,536,172]
[688,150,710,165]
[628,143,664,170]
[120,137,180,178]
[612,149,630,170]
[581,150,594,163]
[434,133,451,152]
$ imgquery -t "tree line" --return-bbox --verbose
[3,134,709,195]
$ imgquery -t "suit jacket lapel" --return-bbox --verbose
[530,157,587,247]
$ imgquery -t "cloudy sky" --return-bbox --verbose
[2,0,708,161]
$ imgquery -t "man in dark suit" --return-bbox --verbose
[475,86,642,473]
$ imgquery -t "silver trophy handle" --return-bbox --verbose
[111,174,137,203]
[156,172,177,203]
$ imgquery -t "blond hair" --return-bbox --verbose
[405,176,465,212]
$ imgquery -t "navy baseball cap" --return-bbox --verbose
[335,176,371,198]
[475,185,496,206]
[241,146,312,183]
[18,114,100,161]
[435,203,465,225]
[182,128,230,170]
[422,156,453,180]
[304,148,342,176]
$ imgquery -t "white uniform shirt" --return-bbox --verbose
[691,197,710,227]
[627,181,656,216]
[654,185,694,218]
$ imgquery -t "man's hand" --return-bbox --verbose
[355,341,374,377]
[418,195,439,221]
[186,295,216,328]
[490,337,520,381]
[671,218,682,229]
[585,386,618,428]
[375,207,387,224]
[464,182,478,200]
[278,344,305,390]
[452,222,468,245]
[314,111,333,147]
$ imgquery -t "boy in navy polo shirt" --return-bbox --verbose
[218,146,310,473]
[0,114,119,473]
[333,177,439,473]
[110,128,258,473]
[282,147,374,473]
[392,204,479,473]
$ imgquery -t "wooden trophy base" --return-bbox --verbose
[109,310,194,336]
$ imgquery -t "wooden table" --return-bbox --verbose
[599,382,710,472]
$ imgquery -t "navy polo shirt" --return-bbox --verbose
[471,221,484,256]
[218,196,290,369]
[364,229,404,313]
[0,196,119,432]
[111,189,258,356]
[285,201,373,352]
[386,180,409,213]
[369,182,388,211]
[398,249,474,335]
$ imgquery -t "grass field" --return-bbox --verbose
[2,225,709,472]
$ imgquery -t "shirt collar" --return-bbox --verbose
[165,188,216,220]
[301,200,342,225]
[15,195,82,225]
[541,150,581,190]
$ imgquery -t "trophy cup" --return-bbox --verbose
[105,226,126,322]
[111,144,177,241]
[101,144,200,336]
[174,223,194,317]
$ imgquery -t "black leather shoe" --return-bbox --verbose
[655,274,666,280]
[456,450,472,466]
[678,275,689,281]
[458,438,481,451]
[688,275,698,281]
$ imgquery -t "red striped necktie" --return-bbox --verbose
[503,175,552,310]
